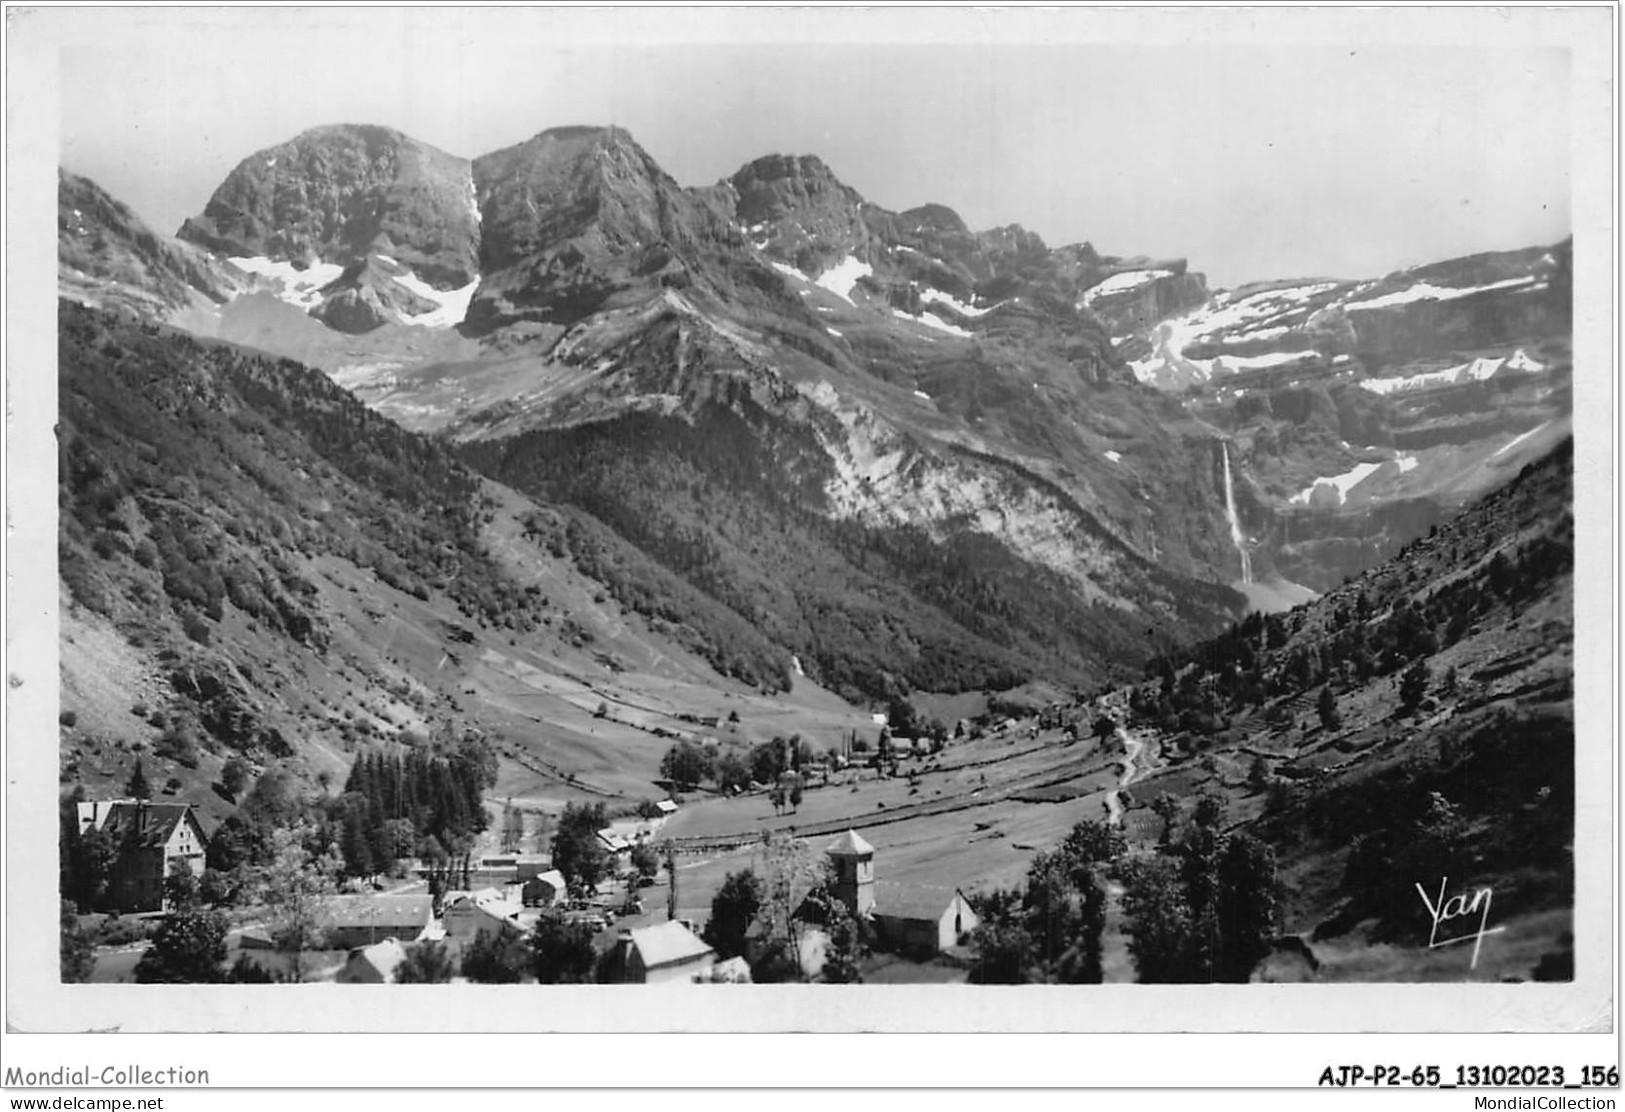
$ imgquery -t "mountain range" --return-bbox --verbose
[56,121,1572,808]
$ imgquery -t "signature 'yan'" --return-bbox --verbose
[1414,876,1507,969]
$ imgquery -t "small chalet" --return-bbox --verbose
[610,920,715,984]
[596,829,633,874]
[869,882,979,958]
[521,869,568,908]
[509,854,553,881]
[442,888,525,943]
[336,938,408,984]
[465,853,554,886]
[321,894,434,949]
[76,800,208,912]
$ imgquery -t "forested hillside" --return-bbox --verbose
[1115,439,1573,974]
[464,398,1240,704]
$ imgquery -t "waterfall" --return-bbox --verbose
[1221,442,1253,584]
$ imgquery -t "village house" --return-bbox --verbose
[521,869,568,908]
[606,817,655,844]
[76,800,208,912]
[468,861,519,888]
[442,888,525,943]
[509,854,553,881]
[596,828,633,875]
[869,882,979,958]
[321,894,434,949]
[462,853,554,887]
[607,920,715,984]
[336,938,408,984]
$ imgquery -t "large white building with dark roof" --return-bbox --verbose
[75,800,208,912]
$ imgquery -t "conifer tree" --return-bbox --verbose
[1400,659,1430,712]
[1316,685,1341,731]
[125,758,151,800]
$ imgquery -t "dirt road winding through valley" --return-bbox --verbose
[1105,724,1156,827]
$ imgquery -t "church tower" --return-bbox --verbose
[824,829,876,917]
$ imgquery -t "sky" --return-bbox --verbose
[47,7,1578,289]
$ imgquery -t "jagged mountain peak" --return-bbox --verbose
[477,124,663,176]
[728,152,868,231]
[177,122,479,290]
[726,152,874,276]
[466,123,728,331]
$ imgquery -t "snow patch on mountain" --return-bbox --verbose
[228,256,345,309]
[1358,348,1546,396]
[393,269,480,328]
[1344,275,1538,312]
[814,255,872,304]
[1128,281,1343,385]
[894,309,973,338]
[1080,269,1172,305]
[919,287,996,317]
[1212,350,1319,371]
[1505,349,1546,373]
[1233,325,1291,343]
[1289,461,1386,506]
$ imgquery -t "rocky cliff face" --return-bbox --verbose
[1125,242,1568,388]
[464,126,753,335]
[308,256,439,333]
[1082,266,1210,337]
[727,153,878,275]
[178,124,480,288]
[1109,240,1571,597]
